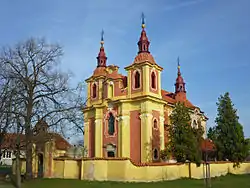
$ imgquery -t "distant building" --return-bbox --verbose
[0,120,71,166]
[83,16,211,163]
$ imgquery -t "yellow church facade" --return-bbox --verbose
[83,17,208,164]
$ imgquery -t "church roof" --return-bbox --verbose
[161,89,195,109]
[1,132,71,151]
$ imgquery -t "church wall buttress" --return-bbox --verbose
[130,110,141,163]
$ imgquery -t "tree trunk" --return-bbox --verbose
[16,150,22,188]
[25,130,33,180]
[25,100,33,180]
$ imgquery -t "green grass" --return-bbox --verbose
[21,174,250,188]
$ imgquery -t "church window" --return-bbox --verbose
[179,86,183,91]
[153,119,158,129]
[108,83,114,98]
[153,148,159,161]
[134,71,140,89]
[108,113,115,135]
[92,83,97,98]
[151,71,156,89]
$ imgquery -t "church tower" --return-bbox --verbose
[124,14,166,163]
[84,31,108,158]
[125,13,163,99]
[174,57,187,102]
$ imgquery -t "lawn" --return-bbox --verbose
[21,174,250,188]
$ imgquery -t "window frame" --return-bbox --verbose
[133,69,141,90]
[92,82,97,99]
[150,70,157,90]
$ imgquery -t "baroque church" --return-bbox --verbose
[83,16,208,163]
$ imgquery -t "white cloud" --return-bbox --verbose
[163,0,206,11]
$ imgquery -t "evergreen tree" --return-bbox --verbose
[213,92,248,165]
[165,102,203,165]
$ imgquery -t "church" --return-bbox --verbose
[83,16,208,164]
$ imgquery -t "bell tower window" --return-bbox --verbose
[134,71,140,89]
[151,71,156,89]
[108,113,115,135]
[92,83,97,98]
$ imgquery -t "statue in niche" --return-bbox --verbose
[108,113,115,135]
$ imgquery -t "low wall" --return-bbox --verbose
[52,158,250,182]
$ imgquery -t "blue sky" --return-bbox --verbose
[0,0,249,138]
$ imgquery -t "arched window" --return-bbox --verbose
[179,85,183,91]
[108,113,115,135]
[153,119,158,129]
[92,83,97,98]
[134,71,140,89]
[151,72,156,89]
[153,148,159,160]
[108,83,114,98]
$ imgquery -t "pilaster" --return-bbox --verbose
[87,82,91,106]
[118,115,130,158]
[159,116,165,150]
[98,79,104,100]
[158,71,162,96]
[127,71,132,98]
[83,122,89,153]
[142,65,150,94]
[140,112,153,163]
[95,108,103,157]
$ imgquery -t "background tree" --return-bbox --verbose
[0,77,16,164]
[0,38,84,179]
[212,92,248,165]
[164,102,203,165]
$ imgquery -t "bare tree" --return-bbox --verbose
[0,38,83,179]
[0,79,15,163]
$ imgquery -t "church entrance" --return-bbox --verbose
[37,153,44,178]
[106,144,116,158]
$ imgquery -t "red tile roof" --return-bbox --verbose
[161,89,195,109]
[201,139,216,151]
[0,132,71,151]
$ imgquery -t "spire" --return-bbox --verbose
[175,57,186,93]
[137,12,150,54]
[177,56,181,76]
[97,30,107,67]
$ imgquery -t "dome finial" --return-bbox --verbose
[177,56,181,75]
[141,12,145,28]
